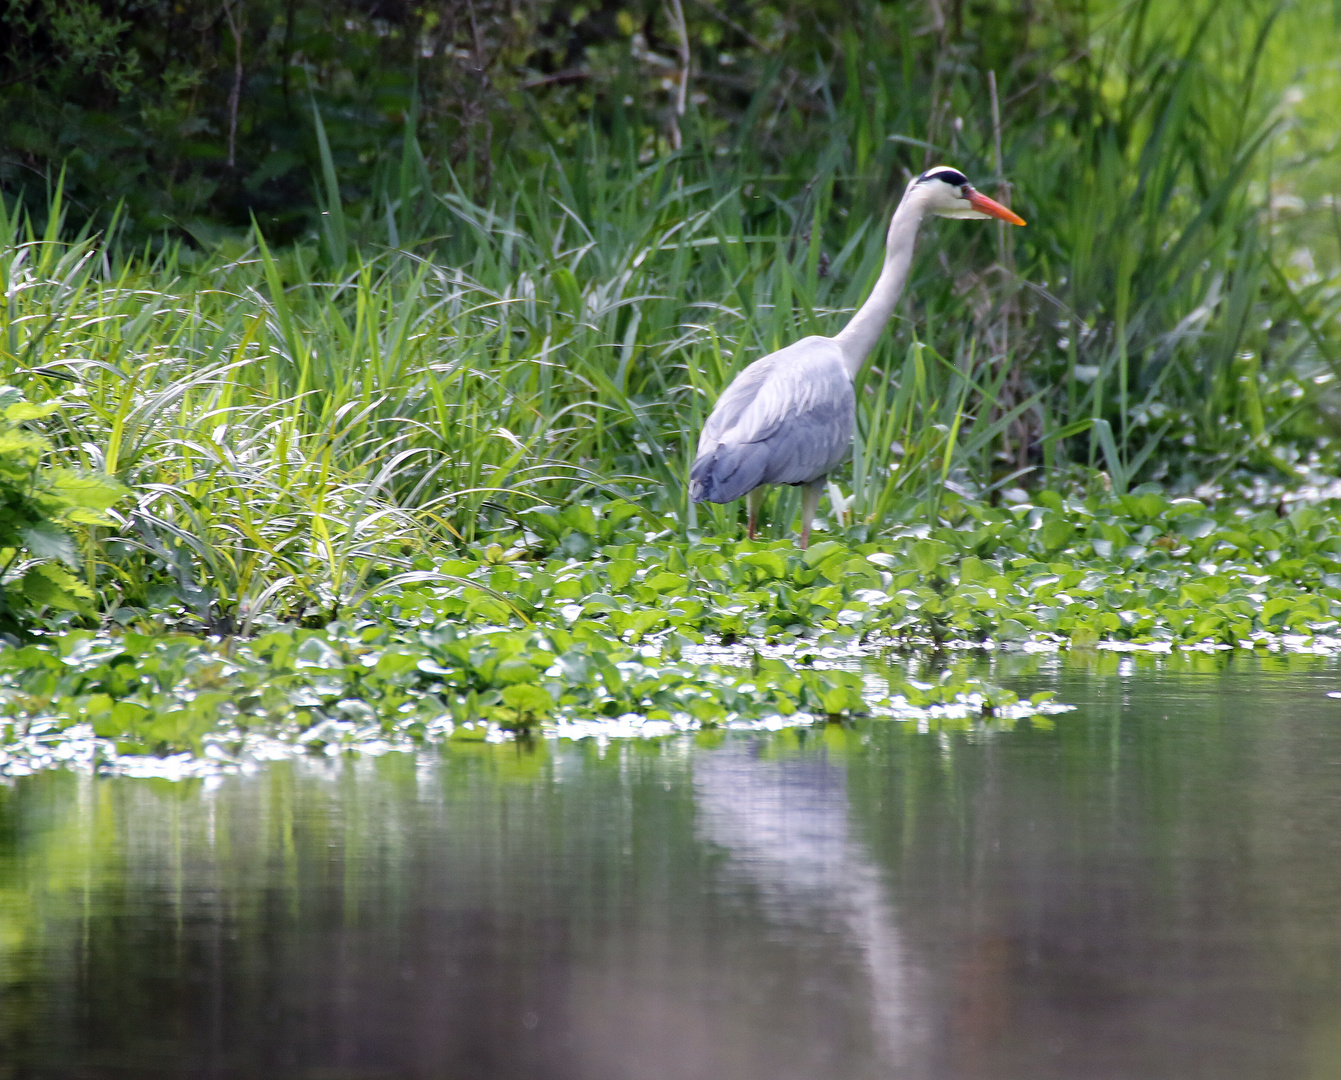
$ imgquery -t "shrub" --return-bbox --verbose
[0,386,125,639]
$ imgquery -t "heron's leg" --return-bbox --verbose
[798,480,825,550]
[746,487,766,541]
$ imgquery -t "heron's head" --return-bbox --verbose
[910,166,1026,225]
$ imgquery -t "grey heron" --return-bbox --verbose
[689,166,1025,548]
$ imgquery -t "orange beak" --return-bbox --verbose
[968,189,1026,226]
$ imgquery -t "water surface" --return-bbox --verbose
[4,653,1341,1079]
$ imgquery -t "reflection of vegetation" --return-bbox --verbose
[7,675,1341,1074]
[837,655,1341,1075]
[845,650,1341,857]
[0,739,713,1074]
[0,770,122,1048]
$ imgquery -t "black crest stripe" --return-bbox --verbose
[918,168,968,187]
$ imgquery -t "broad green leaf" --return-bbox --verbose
[18,521,79,567]
[501,683,553,716]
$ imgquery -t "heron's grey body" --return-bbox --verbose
[689,164,1023,546]
[689,336,853,504]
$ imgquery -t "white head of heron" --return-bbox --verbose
[908,166,1027,225]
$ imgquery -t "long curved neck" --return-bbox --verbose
[833,194,928,377]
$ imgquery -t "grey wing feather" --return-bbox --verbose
[690,337,854,504]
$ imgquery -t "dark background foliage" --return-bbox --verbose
[1,0,1100,242]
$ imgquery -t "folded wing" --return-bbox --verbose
[690,337,854,504]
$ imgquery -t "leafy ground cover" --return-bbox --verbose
[5,485,1341,774]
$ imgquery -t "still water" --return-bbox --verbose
[4,653,1341,1079]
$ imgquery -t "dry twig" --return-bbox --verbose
[665,0,690,150]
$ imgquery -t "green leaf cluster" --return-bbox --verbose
[0,616,895,764]
[0,388,125,637]
[369,490,1341,652]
